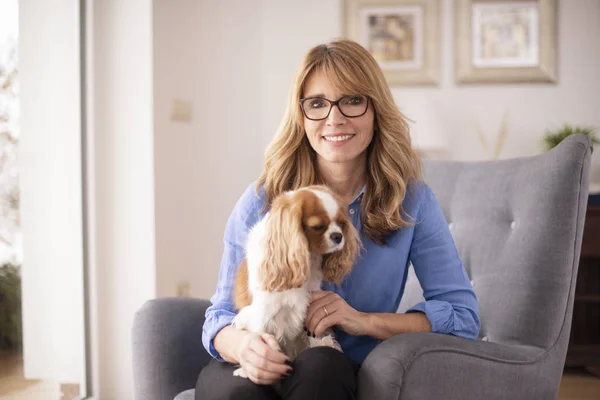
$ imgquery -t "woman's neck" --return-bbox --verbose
[317,155,367,206]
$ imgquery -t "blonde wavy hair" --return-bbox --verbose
[257,39,422,245]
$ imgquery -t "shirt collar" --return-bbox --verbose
[350,184,366,205]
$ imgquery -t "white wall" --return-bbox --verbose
[397,0,600,160]
[153,0,343,299]
[87,0,156,398]
[153,0,263,299]
[153,0,600,302]
[19,0,84,385]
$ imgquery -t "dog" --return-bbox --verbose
[231,185,360,378]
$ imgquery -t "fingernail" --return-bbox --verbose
[285,359,292,366]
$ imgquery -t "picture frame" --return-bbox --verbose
[454,0,558,83]
[342,0,441,86]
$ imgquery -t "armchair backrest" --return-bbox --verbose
[399,134,592,351]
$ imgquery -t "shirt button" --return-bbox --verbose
[349,209,355,215]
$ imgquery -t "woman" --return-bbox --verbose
[196,39,480,400]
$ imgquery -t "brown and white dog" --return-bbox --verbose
[231,185,360,378]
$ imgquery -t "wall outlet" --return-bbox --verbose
[170,99,193,122]
[176,281,191,297]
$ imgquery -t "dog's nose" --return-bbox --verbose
[330,232,343,244]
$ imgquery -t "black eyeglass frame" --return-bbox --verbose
[298,95,370,121]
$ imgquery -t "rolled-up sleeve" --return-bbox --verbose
[407,185,481,339]
[202,182,264,361]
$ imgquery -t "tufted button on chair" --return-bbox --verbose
[132,134,592,400]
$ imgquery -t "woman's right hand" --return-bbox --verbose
[214,326,292,385]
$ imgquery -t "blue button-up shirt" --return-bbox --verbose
[202,181,480,365]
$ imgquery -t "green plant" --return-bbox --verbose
[543,124,598,151]
[0,262,22,350]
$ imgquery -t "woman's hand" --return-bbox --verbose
[305,291,368,337]
[214,326,292,385]
[235,330,293,385]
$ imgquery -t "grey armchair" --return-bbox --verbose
[132,134,592,400]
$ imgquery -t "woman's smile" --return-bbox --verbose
[322,133,356,144]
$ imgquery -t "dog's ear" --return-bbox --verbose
[322,212,361,284]
[233,260,252,311]
[259,194,310,291]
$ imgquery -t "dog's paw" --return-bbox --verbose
[232,306,252,330]
[319,334,342,351]
[233,367,248,379]
[308,334,342,352]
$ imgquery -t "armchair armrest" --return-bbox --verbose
[358,332,559,400]
[132,297,212,400]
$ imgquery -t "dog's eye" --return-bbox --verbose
[337,221,346,228]
[311,225,326,231]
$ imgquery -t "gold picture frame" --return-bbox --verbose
[342,0,441,86]
[455,0,558,83]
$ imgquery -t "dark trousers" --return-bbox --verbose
[195,346,359,400]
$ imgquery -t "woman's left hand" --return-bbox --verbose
[305,291,368,338]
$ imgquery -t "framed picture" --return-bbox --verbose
[342,0,440,85]
[455,0,557,83]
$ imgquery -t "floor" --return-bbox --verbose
[0,351,59,400]
[0,352,599,399]
[558,367,600,400]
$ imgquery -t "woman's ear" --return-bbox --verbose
[259,194,310,291]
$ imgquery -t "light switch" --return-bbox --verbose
[170,99,193,122]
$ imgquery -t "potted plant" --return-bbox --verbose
[0,262,22,351]
[543,124,599,196]
[542,124,598,151]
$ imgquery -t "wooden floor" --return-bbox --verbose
[0,351,59,400]
[0,351,598,399]
[558,367,600,400]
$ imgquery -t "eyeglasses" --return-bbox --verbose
[299,95,370,121]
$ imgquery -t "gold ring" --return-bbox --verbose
[323,306,329,317]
